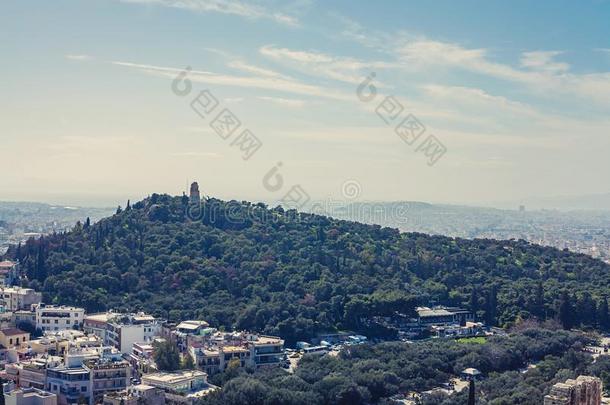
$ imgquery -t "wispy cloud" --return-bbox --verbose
[120,0,299,26]
[111,61,353,100]
[227,60,291,80]
[65,54,92,61]
[397,39,610,105]
[257,96,306,107]
[520,51,569,73]
[421,84,540,118]
[260,45,396,84]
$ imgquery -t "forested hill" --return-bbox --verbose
[6,194,610,343]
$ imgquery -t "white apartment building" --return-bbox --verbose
[34,305,85,332]
[106,314,160,354]
[84,312,160,354]
[1,287,42,312]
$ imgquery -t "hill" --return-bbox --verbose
[5,193,610,343]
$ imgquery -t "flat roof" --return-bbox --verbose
[223,345,248,353]
[418,308,453,317]
[251,335,283,345]
[143,370,207,385]
[85,312,113,323]
[177,320,209,328]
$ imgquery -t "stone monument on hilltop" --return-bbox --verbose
[190,182,201,203]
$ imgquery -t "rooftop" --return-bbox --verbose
[1,286,38,294]
[36,304,84,312]
[84,312,113,323]
[6,387,56,399]
[1,327,28,336]
[177,320,210,330]
[143,370,207,385]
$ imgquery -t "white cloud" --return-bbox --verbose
[120,0,299,26]
[65,54,92,61]
[421,84,539,118]
[227,60,291,80]
[398,40,536,83]
[520,51,569,73]
[260,45,396,84]
[111,61,353,101]
[397,39,610,105]
[257,96,306,107]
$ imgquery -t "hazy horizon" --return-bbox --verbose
[2,189,610,212]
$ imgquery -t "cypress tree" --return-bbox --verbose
[558,291,574,329]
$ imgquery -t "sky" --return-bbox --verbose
[1,0,610,207]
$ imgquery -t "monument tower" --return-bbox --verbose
[189,182,201,203]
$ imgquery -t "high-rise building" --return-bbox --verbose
[189,182,200,203]
[544,375,602,405]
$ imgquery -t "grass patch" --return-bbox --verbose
[457,336,487,344]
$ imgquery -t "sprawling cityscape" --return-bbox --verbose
[2,0,610,404]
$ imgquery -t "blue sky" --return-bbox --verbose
[1,0,609,207]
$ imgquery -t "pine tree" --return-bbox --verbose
[15,242,23,263]
[574,292,596,328]
[469,288,479,316]
[533,281,545,319]
[485,286,498,326]
[126,200,131,211]
[35,245,46,281]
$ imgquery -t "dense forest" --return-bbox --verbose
[199,325,609,405]
[5,194,610,343]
